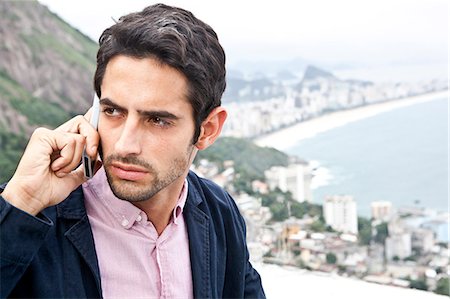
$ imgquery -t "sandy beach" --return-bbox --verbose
[254,90,448,151]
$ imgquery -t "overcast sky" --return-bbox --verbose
[37,0,448,70]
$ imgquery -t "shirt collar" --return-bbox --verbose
[172,179,188,225]
[83,167,188,229]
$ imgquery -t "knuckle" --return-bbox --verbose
[33,127,49,136]
[74,115,85,122]
[66,137,77,147]
[77,134,87,144]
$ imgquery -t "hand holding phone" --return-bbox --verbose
[2,96,101,215]
[82,94,100,179]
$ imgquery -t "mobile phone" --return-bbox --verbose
[82,94,100,179]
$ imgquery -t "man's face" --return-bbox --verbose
[98,55,196,202]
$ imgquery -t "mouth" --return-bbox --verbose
[109,162,149,181]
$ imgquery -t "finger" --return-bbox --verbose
[56,115,87,133]
[78,119,100,158]
[50,134,76,171]
[56,114,99,158]
[56,134,86,175]
[51,133,85,174]
[84,107,93,121]
[62,164,87,191]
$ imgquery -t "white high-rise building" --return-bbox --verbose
[323,195,358,234]
[371,201,393,221]
[264,163,312,202]
[385,233,412,260]
[411,228,435,254]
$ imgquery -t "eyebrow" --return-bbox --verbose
[99,98,181,120]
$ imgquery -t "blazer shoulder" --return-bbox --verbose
[187,171,233,206]
[187,171,245,226]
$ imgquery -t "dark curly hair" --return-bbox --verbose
[94,3,226,142]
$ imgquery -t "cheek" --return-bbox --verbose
[150,135,191,161]
[98,127,116,154]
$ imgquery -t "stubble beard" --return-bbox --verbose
[102,149,192,203]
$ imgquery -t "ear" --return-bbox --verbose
[195,107,227,150]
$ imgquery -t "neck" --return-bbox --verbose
[133,175,186,235]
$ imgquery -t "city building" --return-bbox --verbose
[264,162,313,202]
[371,201,393,221]
[323,195,358,234]
[385,232,412,260]
[411,228,435,254]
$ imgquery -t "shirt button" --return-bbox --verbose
[136,215,142,222]
[121,219,129,227]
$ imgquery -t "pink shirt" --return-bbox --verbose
[82,167,193,299]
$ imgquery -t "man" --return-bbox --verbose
[0,3,265,298]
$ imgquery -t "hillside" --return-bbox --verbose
[195,136,289,181]
[0,0,97,180]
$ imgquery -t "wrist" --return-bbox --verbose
[1,184,46,216]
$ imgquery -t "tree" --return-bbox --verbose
[435,277,449,296]
[310,219,326,232]
[269,202,289,222]
[290,201,308,219]
[409,276,428,291]
[358,217,371,245]
[374,222,388,244]
[326,253,337,264]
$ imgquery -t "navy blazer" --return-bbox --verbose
[0,171,265,298]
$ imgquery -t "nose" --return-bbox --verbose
[114,118,142,156]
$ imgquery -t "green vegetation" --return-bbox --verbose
[326,252,337,264]
[435,277,450,296]
[0,69,70,127]
[0,69,30,101]
[357,218,389,245]
[258,188,324,223]
[195,136,289,183]
[0,71,70,181]
[0,1,98,182]
[374,222,389,244]
[358,217,372,245]
[21,32,95,72]
[15,0,97,71]
[195,137,327,224]
[408,276,428,291]
[46,8,98,56]
[0,128,28,181]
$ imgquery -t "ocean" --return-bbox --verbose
[286,97,448,218]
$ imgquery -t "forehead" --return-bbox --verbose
[101,55,191,113]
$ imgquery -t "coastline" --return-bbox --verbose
[254,90,448,151]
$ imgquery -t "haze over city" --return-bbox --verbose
[38,0,448,72]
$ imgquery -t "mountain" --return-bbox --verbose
[0,0,97,181]
[0,0,97,133]
[223,76,285,103]
[195,136,289,181]
[229,57,309,74]
[302,65,336,81]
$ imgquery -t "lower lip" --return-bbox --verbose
[110,165,148,181]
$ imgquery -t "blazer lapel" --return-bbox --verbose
[185,179,212,299]
[57,187,102,296]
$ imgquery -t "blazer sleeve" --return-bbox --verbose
[230,194,266,299]
[0,196,53,298]
[244,259,266,299]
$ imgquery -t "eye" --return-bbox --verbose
[103,107,120,116]
[150,117,171,127]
